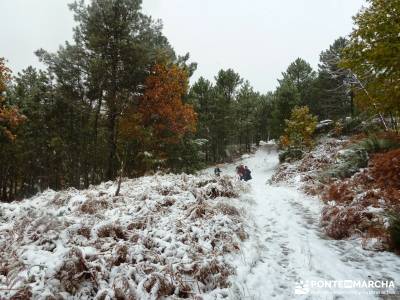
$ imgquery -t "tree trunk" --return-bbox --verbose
[350,90,355,117]
[115,158,125,196]
[92,98,102,183]
[352,74,388,131]
[106,111,118,180]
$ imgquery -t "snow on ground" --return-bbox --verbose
[2,145,400,299]
[0,173,249,299]
[215,145,400,299]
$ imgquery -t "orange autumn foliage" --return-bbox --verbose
[0,57,25,141]
[138,64,197,144]
[370,148,400,192]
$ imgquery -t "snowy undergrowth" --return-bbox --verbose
[271,137,347,190]
[0,173,249,299]
[272,136,400,252]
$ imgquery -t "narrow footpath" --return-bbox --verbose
[221,145,400,299]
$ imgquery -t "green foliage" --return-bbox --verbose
[340,115,385,136]
[279,148,304,163]
[212,69,242,160]
[280,58,316,110]
[342,0,400,121]
[254,93,274,141]
[277,106,317,163]
[323,148,368,180]
[43,0,175,180]
[322,135,400,180]
[166,137,206,173]
[269,58,322,137]
[357,136,400,154]
[0,0,199,201]
[341,117,363,135]
[6,0,399,203]
[271,80,300,136]
[189,71,265,164]
[314,37,354,120]
[235,81,261,152]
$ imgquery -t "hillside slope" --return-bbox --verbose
[0,173,248,299]
[2,144,400,299]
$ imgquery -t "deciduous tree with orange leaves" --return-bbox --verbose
[139,63,197,144]
[0,58,25,142]
[119,63,197,174]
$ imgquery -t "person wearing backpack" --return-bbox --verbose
[243,166,252,181]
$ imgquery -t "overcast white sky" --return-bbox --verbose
[0,0,365,93]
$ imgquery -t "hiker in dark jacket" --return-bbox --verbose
[214,167,222,177]
[243,166,252,181]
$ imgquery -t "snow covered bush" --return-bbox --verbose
[272,133,400,252]
[321,205,364,239]
[321,144,400,250]
[272,137,344,187]
[322,147,368,180]
[0,173,247,299]
[322,135,400,181]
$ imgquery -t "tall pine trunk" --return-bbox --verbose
[106,110,117,180]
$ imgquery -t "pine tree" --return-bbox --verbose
[314,37,354,120]
[235,81,259,152]
[189,77,215,162]
[280,58,316,110]
[270,58,316,137]
[66,0,175,179]
[254,92,274,142]
[271,80,300,137]
[213,69,242,160]
[0,59,25,200]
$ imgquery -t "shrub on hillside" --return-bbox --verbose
[322,181,355,204]
[358,135,400,154]
[341,116,382,135]
[322,149,400,205]
[279,106,318,151]
[388,212,400,251]
[278,148,304,163]
[331,121,344,137]
[321,145,400,249]
[341,117,363,135]
[278,106,317,162]
[322,134,400,181]
[370,149,400,188]
[321,205,364,239]
[322,147,368,180]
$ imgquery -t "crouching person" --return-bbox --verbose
[243,166,252,181]
[214,166,222,177]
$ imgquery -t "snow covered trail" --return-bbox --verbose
[218,145,400,300]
